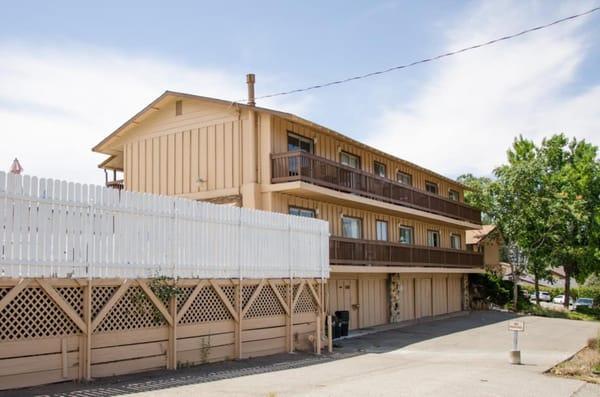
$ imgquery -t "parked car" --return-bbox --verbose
[552,295,574,305]
[530,291,551,302]
[574,298,594,310]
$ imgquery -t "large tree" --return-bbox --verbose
[459,135,600,310]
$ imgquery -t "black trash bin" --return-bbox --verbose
[335,310,350,337]
[327,315,342,339]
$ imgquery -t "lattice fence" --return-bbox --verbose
[0,277,325,391]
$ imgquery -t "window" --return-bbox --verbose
[340,151,360,169]
[376,220,388,241]
[287,132,314,153]
[399,226,414,245]
[427,230,440,247]
[374,161,386,178]
[450,234,461,250]
[342,216,362,239]
[397,171,413,186]
[425,181,438,194]
[289,206,316,218]
[449,189,460,201]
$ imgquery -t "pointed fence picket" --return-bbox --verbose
[0,171,330,279]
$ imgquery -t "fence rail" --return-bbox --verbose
[0,172,329,279]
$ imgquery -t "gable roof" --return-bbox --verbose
[92,90,471,190]
[466,224,497,245]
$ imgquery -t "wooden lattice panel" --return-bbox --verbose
[92,287,117,319]
[222,285,235,306]
[275,283,288,302]
[177,287,195,312]
[294,285,317,313]
[95,286,165,333]
[178,286,233,324]
[244,285,285,319]
[56,287,84,318]
[0,287,80,340]
[242,284,257,307]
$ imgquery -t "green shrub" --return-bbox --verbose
[572,287,600,306]
[469,273,529,309]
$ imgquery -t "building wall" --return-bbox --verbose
[389,273,464,323]
[270,116,466,201]
[270,193,466,249]
[121,99,248,196]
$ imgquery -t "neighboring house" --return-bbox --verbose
[503,265,578,289]
[466,225,503,274]
[93,75,484,331]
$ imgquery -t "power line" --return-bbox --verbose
[249,6,600,101]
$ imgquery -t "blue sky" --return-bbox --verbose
[1,1,599,184]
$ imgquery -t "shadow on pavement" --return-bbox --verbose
[1,311,517,397]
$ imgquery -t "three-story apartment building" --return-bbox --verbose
[94,75,483,331]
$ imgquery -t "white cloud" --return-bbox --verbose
[365,1,600,178]
[0,42,311,185]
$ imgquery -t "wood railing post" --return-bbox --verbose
[288,278,294,353]
[169,290,177,370]
[236,279,243,359]
[81,279,92,380]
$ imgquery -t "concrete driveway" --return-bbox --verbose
[7,311,600,397]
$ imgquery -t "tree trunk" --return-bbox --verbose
[511,262,518,312]
[564,266,571,309]
[534,273,540,306]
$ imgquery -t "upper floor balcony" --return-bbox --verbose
[330,236,483,269]
[271,151,482,225]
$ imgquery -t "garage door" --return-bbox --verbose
[415,278,433,318]
[447,276,463,312]
[359,277,388,328]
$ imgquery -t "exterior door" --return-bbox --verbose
[447,276,463,312]
[432,276,448,316]
[328,278,359,330]
[359,277,388,328]
[415,278,432,318]
[397,277,415,321]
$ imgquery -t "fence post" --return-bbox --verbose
[83,279,92,380]
[169,289,177,370]
[235,279,242,359]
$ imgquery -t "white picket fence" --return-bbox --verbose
[0,171,329,279]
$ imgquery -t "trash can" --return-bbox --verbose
[335,310,350,337]
[327,315,342,339]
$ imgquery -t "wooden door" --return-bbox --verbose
[359,277,388,328]
[328,278,359,330]
[447,276,463,312]
[415,278,432,318]
[432,276,448,316]
[397,277,415,321]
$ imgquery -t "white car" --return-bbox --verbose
[530,291,551,302]
[552,295,573,305]
[574,298,594,309]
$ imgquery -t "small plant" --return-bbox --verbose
[130,276,182,322]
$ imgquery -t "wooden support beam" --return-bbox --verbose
[169,293,177,370]
[288,278,294,353]
[305,281,322,310]
[138,280,173,326]
[38,279,87,334]
[268,280,289,315]
[91,280,130,332]
[292,279,306,311]
[241,279,266,319]
[0,278,31,312]
[235,280,242,359]
[175,280,207,323]
[209,280,238,322]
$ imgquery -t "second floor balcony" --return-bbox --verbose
[271,151,481,225]
[330,236,483,268]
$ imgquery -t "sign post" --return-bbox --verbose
[508,320,524,364]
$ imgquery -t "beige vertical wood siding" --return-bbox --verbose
[270,116,465,201]
[120,99,245,195]
[396,277,415,321]
[358,276,388,328]
[432,275,449,316]
[447,276,463,312]
[415,278,433,318]
[271,193,466,249]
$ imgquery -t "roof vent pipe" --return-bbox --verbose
[246,73,256,106]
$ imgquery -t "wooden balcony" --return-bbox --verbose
[330,236,484,268]
[106,179,124,190]
[271,152,481,225]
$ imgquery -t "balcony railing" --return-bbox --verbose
[271,152,481,224]
[106,179,124,190]
[330,236,483,268]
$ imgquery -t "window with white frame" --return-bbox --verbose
[376,220,388,241]
[450,233,461,249]
[427,230,440,247]
[342,216,362,239]
[399,225,414,245]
